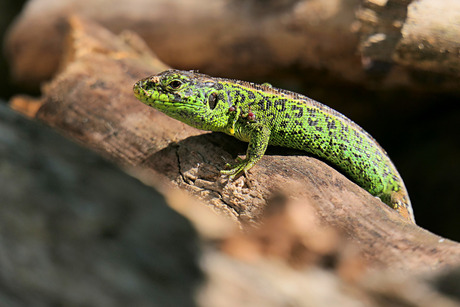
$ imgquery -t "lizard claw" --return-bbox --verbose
[221,157,249,180]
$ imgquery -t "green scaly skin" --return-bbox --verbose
[133,69,415,223]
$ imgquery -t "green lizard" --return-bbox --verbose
[133,69,415,223]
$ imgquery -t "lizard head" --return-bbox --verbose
[133,69,231,131]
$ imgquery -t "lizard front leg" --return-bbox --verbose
[221,122,271,179]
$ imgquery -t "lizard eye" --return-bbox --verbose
[168,80,182,90]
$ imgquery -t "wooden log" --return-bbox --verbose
[11,17,460,274]
[5,0,459,92]
[4,95,459,307]
[357,0,460,79]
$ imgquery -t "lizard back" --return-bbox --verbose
[217,78,414,222]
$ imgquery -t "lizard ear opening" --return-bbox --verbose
[208,92,218,110]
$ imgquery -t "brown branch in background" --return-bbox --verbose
[357,0,460,77]
[5,0,460,92]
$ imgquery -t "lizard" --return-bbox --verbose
[133,69,415,223]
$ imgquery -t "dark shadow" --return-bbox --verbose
[0,104,202,306]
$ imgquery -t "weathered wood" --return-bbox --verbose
[357,0,460,79]
[11,17,460,275]
[4,0,360,87]
[5,0,459,92]
[3,96,460,306]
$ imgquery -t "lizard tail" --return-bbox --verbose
[391,189,415,223]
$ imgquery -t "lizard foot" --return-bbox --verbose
[221,157,250,180]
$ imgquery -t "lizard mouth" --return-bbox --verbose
[133,82,144,99]
[133,79,152,99]
[133,79,166,102]
[133,78,204,112]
